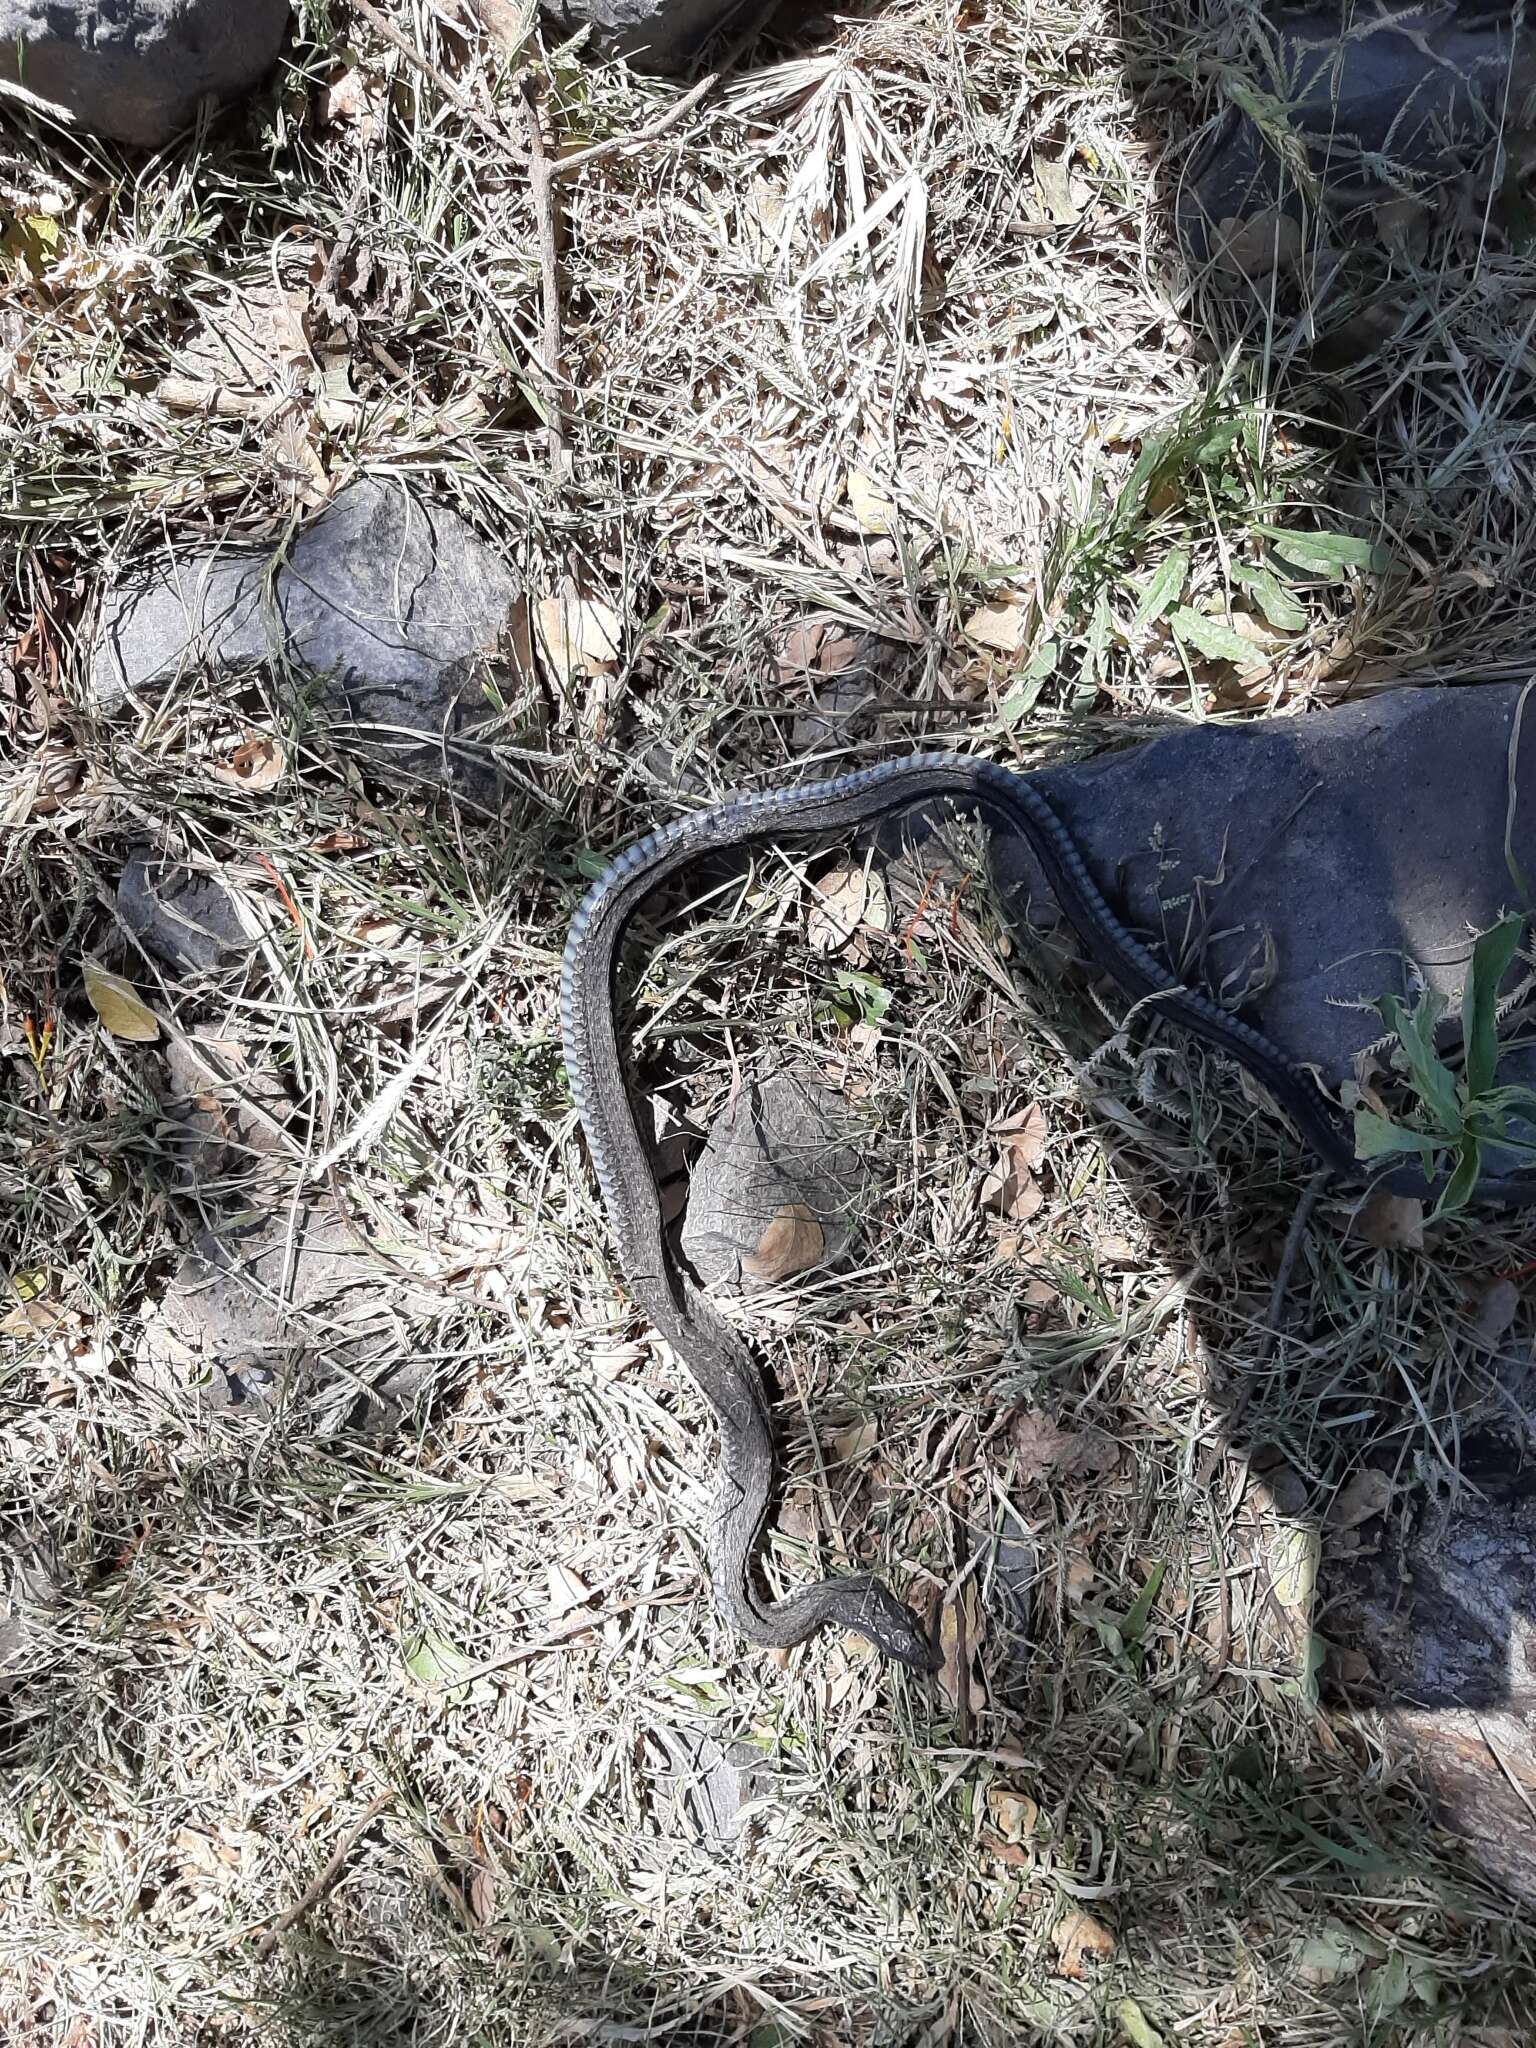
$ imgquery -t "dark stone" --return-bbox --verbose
[118,852,250,973]
[89,479,530,791]
[540,0,744,74]
[991,685,1536,1102]
[1180,0,1532,251]
[0,0,290,150]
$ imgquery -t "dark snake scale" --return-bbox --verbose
[560,753,1536,1671]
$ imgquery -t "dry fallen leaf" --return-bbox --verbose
[1214,207,1304,282]
[741,1203,824,1284]
[536,594,623,687]
[845,468,897,536]
[82,960,159,1043]
[962,596,1030,654]
[1328,1467,1393,1531]
[986,1785,1040,1842]
[1469,1277,1520,1350]
[546,1562,593,1622]
[808,866,890,956]
[467,1864,498,1925]
[1052,1908,1116,1978]
[1352,1187,1425,1251]
[981,1103,1048,1222]
[209,733,285,792]
[1011,1408,1118,1479]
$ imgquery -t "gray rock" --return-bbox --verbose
[680,1065,870,1292]
[0,0,290,150]
[90,478,528,790]
[648,1721,768,1844]
[992,685,1536,1096]
[140,1210,442,1424]
[541,0,746,74]
[118,852,252,973]
[1324,1436,1536,1900]
[1180,0,1532,251]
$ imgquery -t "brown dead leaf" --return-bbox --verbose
[980,1105,1048,1222]
[467,1864,497,1924]
[938,1577,985,1719]
[321,66,385,138]
[1052,1908,1116,1978]
[209,733,285,792]
[1352,1186,1424,1251]
[1328,1467,1393,1531]
[808,866,890,956]
[536,594,623,687]
[741,1203,824,1284]
[472,0,535,55]
[1470,1277,1521,1350]
[962,596,1030,654]
[1214,208,1304,282]
[1011,1408,1118,1479]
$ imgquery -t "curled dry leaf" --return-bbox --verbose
[535,594,623,687]
[741,1202,824,1284]
[209,733,285,792]
[980,1103,1048,1222]
[82,960,159,1043]
[1352,1186,1424,1251]
[1010,1408,1118,1479]
[1052,1908,1116,1979]
[807,866,890,956]
[986,1786,1040,1843]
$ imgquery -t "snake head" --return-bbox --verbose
[854,1583,940,1672]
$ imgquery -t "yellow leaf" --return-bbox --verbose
[741,1202,824,1284]
[962,598,1030,653]
[845,468,897,536]
[536,594,623,686]
[82,960,159,1042]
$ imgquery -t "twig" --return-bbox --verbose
[254,1789,393,1959]
[550,73,719,182]
[521,74,568,480]
[1254,1167,1331,1370]
[350,0,528,161]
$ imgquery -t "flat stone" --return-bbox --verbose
[0,0,289,150]
[681,1064,870,1292]
[1180,0,1532,253]
[1323,1435,1536,1899]
[90,478,529,791]
[992,684,1536,1095]
[118,852,252,973]
[140,1211,441,1425]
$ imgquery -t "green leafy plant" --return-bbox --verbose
[1352,912,1536,1215]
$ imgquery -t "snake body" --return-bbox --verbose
[560,752,1536,1671]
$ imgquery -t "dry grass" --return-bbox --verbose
[3,0,1536,2041]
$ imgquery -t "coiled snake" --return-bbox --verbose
[561,753,1536,1671]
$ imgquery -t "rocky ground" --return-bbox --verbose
[3,1,1536,2043]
